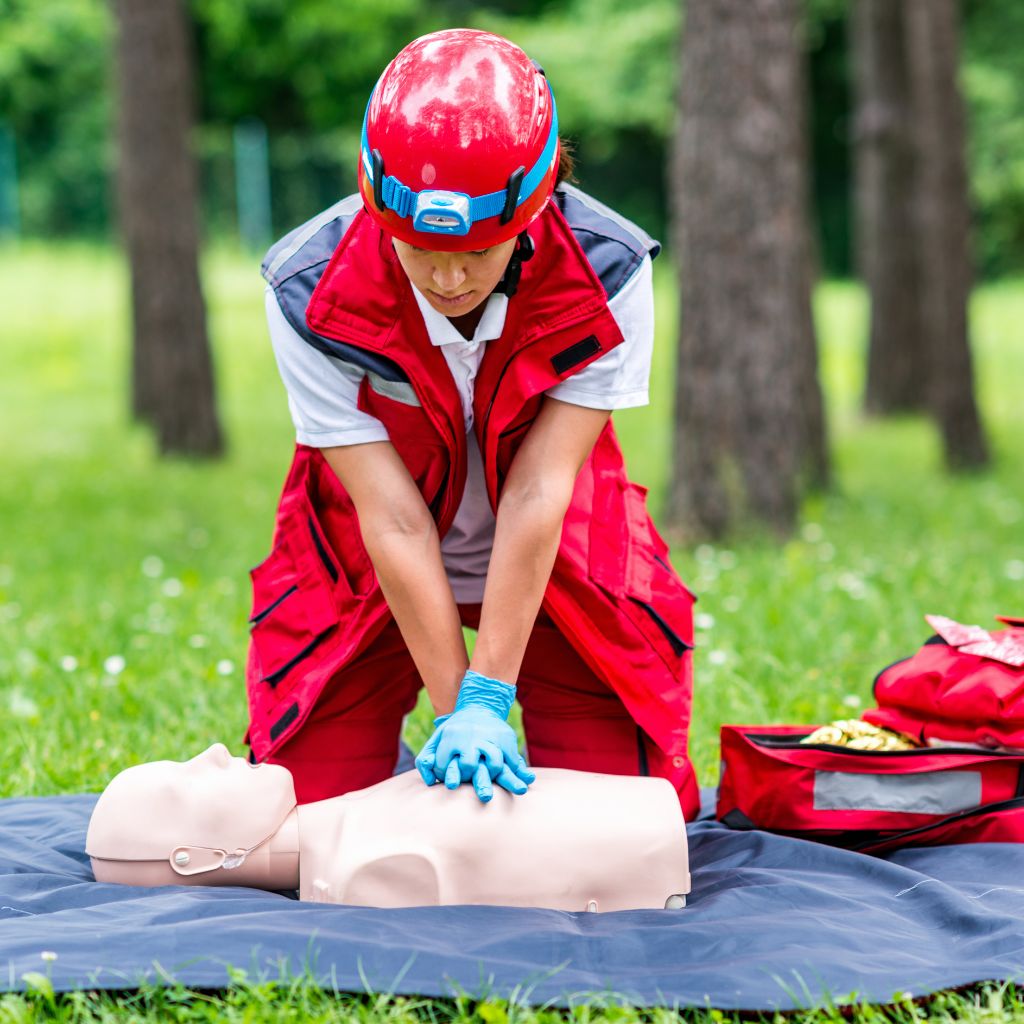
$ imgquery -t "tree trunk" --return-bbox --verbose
[668,0,827,539]
[114,0,223,456]
[905,0,987,469]
[852,0,926,414]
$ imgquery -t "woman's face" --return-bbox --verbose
[392,237,518,317]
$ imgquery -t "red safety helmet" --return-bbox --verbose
[358,29,559,252]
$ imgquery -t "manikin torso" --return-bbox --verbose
[86,745,691,912]
[297,768,689,911]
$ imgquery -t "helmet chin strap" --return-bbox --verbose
[496,231,535,298]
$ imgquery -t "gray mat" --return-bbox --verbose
[2,784,1023,1009]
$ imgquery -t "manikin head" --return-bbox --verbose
[86,744,296,888]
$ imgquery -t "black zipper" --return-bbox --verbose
[307,515,339,584]
[320,325,466,536]
[498,419,532,440]
[629,597,693,657]
[264,631,332,689]
[429,465,450,519]
[636,726,650,776]
[481,354,520,450]
[249,584,297,627]
[747,734,1024,758]
[850,794,1024,853]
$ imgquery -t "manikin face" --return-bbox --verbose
[392,237,517,317]
[86,743,295,866]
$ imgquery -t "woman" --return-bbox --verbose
[245,28,700,818]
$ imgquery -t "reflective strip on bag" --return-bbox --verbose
[367,372,421,407]
[813,770,983,815]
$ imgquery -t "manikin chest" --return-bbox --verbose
[296,768,690,912]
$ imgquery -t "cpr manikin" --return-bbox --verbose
[86,744,690,912]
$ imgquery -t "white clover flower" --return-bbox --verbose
[801,522,824,543]
[842,694,862,708]
[141,555,164,578]
[103,655,126,676]
[216,659,235,676]
[695,612,716,631]
[40,951,57,962]
[1005,560,1024,582]
[707,650,728,667]
[161,577,184,598]
[59,656,78,672]
[9,689,38,719]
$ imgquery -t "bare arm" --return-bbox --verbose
[471,398,611,684]
[321,441,466,716]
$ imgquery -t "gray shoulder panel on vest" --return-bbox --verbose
[261,194,409,384]
[553,184,661,300]
[261,193,362,286]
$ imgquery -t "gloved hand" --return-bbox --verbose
[415,669,536,803]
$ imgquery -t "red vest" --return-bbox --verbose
[245,203,699,816]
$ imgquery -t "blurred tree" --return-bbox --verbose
[962,0,1024,276]
[906,0,987,469]
[189,0,438,132]
[114,0,222,456]
[668,0,827,539]
[4,0,1023,276]
[0,0,112,236]
[851,0,925,414]
[805,0,854,277]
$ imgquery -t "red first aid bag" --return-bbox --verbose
[862,614,1024,749]
[716,724,1024,855]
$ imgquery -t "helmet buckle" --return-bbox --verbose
[500,166,525,225]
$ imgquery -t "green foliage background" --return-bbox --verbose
[1,0,1022,274]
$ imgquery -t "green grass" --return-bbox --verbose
[0,241,1022,1019]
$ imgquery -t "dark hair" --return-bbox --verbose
[556,137,577,186]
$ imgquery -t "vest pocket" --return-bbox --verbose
[589,477,696,670]
[248,496,347,690]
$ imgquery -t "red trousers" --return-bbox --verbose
[267,603,691,808]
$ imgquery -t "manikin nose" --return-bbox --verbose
[205,742,232,766]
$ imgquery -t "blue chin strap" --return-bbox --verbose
[360,83,559,238]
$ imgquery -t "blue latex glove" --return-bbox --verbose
[415,669,536,803]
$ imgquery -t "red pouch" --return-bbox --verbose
[862,614,1024,749]
[716,723,1024,855]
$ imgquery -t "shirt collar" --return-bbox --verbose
[410,285,509,347]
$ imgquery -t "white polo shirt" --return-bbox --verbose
[266,253,654,602]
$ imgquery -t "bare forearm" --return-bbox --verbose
[362,518,467,716]
[472,482,573,684]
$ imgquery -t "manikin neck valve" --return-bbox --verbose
[360,81,558,237]
[169,825,283,876]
